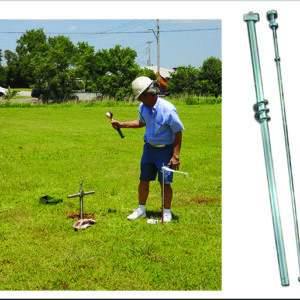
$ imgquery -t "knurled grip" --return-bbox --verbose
[253,99,271,123]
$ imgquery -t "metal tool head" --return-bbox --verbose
[267,10,278,29]
[243,11,260,22]
[105,111,113,118]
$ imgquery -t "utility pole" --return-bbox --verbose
[157,19,160,75]
[146,41,153,66]
[148,19,160,74]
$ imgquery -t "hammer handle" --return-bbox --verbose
[109,116,125,139]
[112,118,125,139]
[117,128,125,139]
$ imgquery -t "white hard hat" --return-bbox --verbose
[132,76,153,99]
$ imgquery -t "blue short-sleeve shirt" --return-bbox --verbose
[138,97,184,145]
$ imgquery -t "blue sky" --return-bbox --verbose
[0,19,221,69]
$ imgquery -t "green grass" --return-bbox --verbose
[0,102,221,290]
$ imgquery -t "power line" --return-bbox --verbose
[161,28,221,32]
[103,20,152,33]
[0,27,221,35]
[108,20,153,33]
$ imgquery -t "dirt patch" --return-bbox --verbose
[1,259,13,265]
[66,212,95,219]
[193,198,220,204]
[183,198,221,205]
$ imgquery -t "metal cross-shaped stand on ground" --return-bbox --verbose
[68,182,95,219]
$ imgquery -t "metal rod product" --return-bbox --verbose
[68,182,95,219]
[267,10,300,282]
[243,11,289,286]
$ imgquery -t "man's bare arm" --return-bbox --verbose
[111,119,146,129]
[168,131,182,170]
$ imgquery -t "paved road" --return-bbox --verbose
[0,90,37,103]
[9,90,38,103]
[17,91,32,97]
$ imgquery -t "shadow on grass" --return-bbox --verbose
[145,210,179,222]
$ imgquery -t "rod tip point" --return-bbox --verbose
[281,279,290,287]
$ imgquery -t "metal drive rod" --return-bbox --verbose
[68,182,95,219]
[243,11,289,286]
[267,10,300,282]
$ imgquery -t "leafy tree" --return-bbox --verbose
[168,57,222,97]
[33,35,79,103]
[4,50,21,87]
[168,65,201,95]
[73,44,148,100]
[0,49,6,86]
[199,57,222,97]
[137,67,156,80]
[48,35,77,71]
[16,29,48,87]
[96,45,141,100]
[2,28,161,101]
[74,42,102,92]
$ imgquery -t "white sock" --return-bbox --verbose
[139,205,146,212]
[164,208,171,214]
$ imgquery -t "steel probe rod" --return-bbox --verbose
[243,11,289,286]
[267,10,300,282]
[68,182,95,219]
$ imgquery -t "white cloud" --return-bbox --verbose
[68,25,77,32]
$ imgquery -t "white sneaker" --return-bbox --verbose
[127,208,146,220]
[162,212,172,223]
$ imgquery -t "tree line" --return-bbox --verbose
[0,29,221,103]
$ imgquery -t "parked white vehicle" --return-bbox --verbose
[0,86,8,99]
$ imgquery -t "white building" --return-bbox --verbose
[141,66,175,79]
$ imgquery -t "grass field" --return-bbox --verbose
[0,101,221,291]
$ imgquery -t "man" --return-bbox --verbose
[111,76,184,222]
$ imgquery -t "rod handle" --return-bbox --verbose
[68,193,80,198]
[83,191,95,196]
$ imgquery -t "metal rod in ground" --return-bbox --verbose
[68,182,95,220]
[267,10,300,282]
[80,197,83,219]
[243,11,289,286]
[162,163,164,224]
